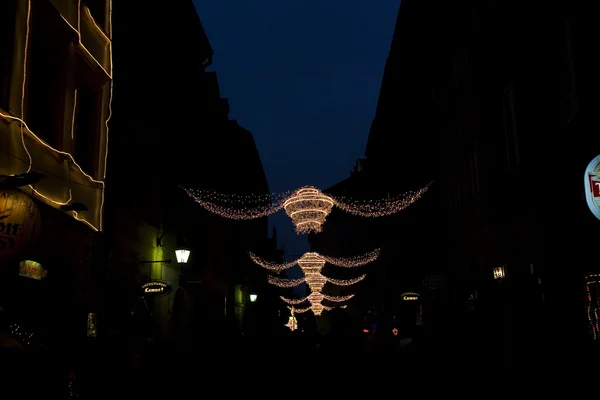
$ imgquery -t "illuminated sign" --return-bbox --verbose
[584,155,600,220]
[0,190,41,263]
[141,280,172,297]
[19,260,47,280]
[402,292,419,301]
[493,266,505,280]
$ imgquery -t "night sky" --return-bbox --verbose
[193,0,401,259]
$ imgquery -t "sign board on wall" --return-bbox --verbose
[141,280,172,297]
[0,190,41,263]
[585,155,600,220]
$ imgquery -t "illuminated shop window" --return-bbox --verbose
[493,266,505,280]
[19,260,47,280]
[87,313,97,337]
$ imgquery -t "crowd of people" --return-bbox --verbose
[1,307,426,397]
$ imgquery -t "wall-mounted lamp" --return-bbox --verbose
[249,294,258,303]
[175,247,191,264]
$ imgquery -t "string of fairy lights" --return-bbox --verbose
[183,181,430,322]
[182,183,431,234]
[586,273,600,341]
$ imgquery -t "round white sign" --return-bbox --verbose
[584,154,600,220]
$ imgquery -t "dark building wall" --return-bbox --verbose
[312,0,599,379]
[106,1,274,344]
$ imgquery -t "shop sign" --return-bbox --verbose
[0,190,41,262]
[141,280,172,297]
[401,292,420,301]
[584,154,600,220]
[19,260,47,280]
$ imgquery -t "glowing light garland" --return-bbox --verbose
[249,252,297,272]
[586,273,600,341]
[0,0,113,232]
[323,249,381,268]
[249,249,380,272]
[183,183,430,234]
[267,275,305,288]
[325,274,366,286]
[280,292,355,316]
[266,272,366,290]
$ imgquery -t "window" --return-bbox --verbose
[73,85,102,177]
[26,2,70,149]
[0,0,17,111]
[502,83,519,173]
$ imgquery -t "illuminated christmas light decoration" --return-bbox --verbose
[249,252,297,272]
[267,275,304,288]
[0,0,113,232]
[280,296,307,305]
[322,248,381,268]
[585,274,600,341]
[283,187,335,233]
[325,274,366,286]
[321,293,354,302]
[289,306,311,314]
[304,271,328,292]
[267,271,365,291]
[250,250,379,272]
[285,310,298,331]
[183,182,430,235]
[255,251,374,294]
[282,291,354,316]
[332,183,431,218]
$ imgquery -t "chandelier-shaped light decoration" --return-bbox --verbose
[182,183,431,234]
[283,187,335,233]
[254,250,376,290]
[297,253,327,291]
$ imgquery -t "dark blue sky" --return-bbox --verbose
[193,0,400,259]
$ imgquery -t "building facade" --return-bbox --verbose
[105,0,280,357]
[312,0,597,381]
[0,0,113,390]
